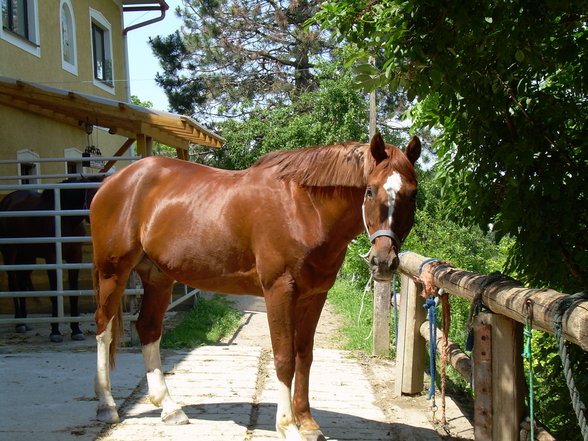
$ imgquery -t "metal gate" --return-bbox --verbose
[0,156,198,330]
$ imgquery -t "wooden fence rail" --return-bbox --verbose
[389,251,588,441]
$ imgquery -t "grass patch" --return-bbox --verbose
[161,294,242,349]
[328,278,377,354]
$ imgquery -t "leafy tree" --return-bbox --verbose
[190,58,404,169]
[314,0,587,294]
[150,0,333,119]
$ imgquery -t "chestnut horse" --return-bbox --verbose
[91,133,420,441]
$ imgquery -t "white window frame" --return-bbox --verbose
[0,0,40,57]
[16,148,40,185]
[89,8,114,94]
[64,147,84,175]
[60,0,77,75]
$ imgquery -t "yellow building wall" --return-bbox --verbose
[0,0,131,182]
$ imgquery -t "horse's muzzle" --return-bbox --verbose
[369,250,399,282]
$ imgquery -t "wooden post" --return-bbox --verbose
[146,136,153,156]
[136,133,147,157]
[491,313,525,441]
[473,312,525,441]
[473,312,493,441]
[372,282,391,355]
[367,64,391,355]
[394,274,426,395]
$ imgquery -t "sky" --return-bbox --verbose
[124,0,184,111]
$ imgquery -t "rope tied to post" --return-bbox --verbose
[466,271,517,351]
[553,291,588,441]
[418,258,451,426]
[522,298,536,441]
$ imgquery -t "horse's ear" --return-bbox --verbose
[405,136,421,164]
[370,132,388,164]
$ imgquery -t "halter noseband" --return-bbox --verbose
[369,229,402,249]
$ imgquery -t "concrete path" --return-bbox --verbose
[0,294,472,441]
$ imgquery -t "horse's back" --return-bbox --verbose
[90,157,233,262]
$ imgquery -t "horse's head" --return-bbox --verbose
[363,133,421,281]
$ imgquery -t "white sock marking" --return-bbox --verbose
[143,338,184,419]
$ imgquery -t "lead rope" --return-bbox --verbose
[418,258,450,426]
[553,292,588,441]
[423,295,438,417]
[522,299,535,441]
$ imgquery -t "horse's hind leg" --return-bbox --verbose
[94,267,132,424]
[68,268,84,340]
[135,258,188,425]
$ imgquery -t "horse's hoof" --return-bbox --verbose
[15,324,28,333]
[96,406,120,424]
[50,333,63,343]
[300,429,326,441]
[162,408,189,425]
[71,332,86,341]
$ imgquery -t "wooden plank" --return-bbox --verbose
[473,313,492,441]
[490,314,525,441]
[399,252,588,351]
[99,138,136,173]
[372,281,391,356]
[394,274,426,395]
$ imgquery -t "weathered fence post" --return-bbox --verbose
[491,313,525,440]
[473,312,525,441]
[394,274,426,395]
[373,281,391,355]
[473,312,493,441]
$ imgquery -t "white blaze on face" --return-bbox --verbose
[383,171,403,222]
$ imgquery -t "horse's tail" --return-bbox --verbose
[109,301,124,369]
[93,264,124,369]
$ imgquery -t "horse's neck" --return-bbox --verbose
[309,186,366,240]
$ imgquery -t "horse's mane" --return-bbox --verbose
[250,141,415,187]
[250,142,374,187]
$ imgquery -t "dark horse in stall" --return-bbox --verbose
[0,177,100,342]
[91,133,420,441]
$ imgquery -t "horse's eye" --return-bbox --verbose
[366,187,374,199]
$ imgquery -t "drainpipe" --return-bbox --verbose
[121,1,169,101]
[123,1,169,35]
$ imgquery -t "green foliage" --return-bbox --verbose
[314,0,588,294]
[161,295,242,349]
[530,331,588,440]
[192,58,404,170]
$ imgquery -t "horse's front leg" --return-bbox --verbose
[264,274,305,441]
[46,267,64,342]
[292,292,328,441]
